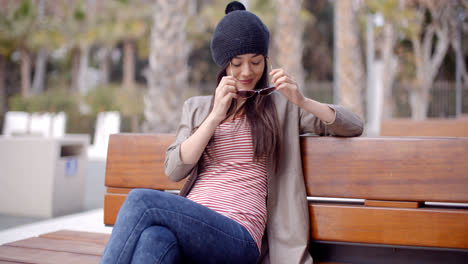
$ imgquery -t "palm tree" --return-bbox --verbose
[1,0,37,98]
[93,0,151,90]
[143,0,190,133]
[334,0,365,119]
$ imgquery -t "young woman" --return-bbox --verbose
[101,2,363,264]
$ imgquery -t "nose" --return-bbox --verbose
[239,63,253,78]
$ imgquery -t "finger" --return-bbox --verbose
[224,80,237,88]
[221,93,235,106]
[274,76,290,86]
[271,71,287,84]
[219,76,236,87]
[224,85,237,94]
[223,76,237,83]
[269,68,283,76]
[275,82,289,92]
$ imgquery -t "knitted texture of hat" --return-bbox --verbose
[210,1,270,66]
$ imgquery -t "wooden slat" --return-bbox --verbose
[39,230,110,245]
[364,200,421,208]
[0,246,100,264]
[301,137,468,203]
[309,204,468,249]
[381,118,468,137]
[106,187,132,194]
[5,237,105,256]
[104,193,127,226]
[105,134,184,190]
[0,261,25,264]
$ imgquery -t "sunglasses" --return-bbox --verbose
[237,85,276,99]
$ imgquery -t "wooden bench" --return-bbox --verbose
[103,133,468,263]
[380,118,468,137]
[0,230,110,264]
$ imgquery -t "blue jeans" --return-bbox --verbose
[101,189,259,264]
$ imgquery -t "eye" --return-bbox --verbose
[251,60,262,65]
[231,63,241,67]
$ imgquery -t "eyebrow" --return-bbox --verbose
[233,54,262,59]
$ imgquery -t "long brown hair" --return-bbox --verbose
[210,57,282,169]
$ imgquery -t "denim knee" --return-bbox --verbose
[126,188,161,205]
[131,226,181,263]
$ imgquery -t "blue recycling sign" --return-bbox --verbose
[65,158,78,177]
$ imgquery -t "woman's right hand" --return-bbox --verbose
[210,76,238,123]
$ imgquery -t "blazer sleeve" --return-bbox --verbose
[299,104,364,136]
[165,99,198,182]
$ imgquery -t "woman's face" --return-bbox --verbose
[227,53,265,91]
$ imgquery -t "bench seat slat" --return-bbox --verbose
[5,237,105,256]
[0,246,101,264]
[39,230,110,244]
[310,204,468,249]
[301,137,468,203]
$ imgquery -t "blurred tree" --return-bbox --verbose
[335,0,365,119]
[0,0,37,98]
[406,0,451,120]
[365,0,411,119]
[29,0,65,95]
[93,0,151,90]
[302,0,333,81]
[272,0,307,89]
[53,0,93,94]
[448,0,468,85]
[143,0,191,133]
[0,1,19,113]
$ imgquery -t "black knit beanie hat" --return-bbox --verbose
[210,1,270,67]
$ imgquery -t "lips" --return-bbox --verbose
[239,79,253,85]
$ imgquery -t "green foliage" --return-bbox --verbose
[364,0,421,38]
[13,0,35,20]
[84,85,120,115]
[9,89,79,113]
[85,84,145,117]
[73,2,86,22]
[114,86,145,116]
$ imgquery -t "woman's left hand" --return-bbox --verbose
[270,68,305,106]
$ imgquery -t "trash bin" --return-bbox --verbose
[0,135,89,218]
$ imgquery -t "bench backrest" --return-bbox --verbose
[380,118,468,137]
[104,134,468,250]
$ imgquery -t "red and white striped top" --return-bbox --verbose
[187,115,267,251]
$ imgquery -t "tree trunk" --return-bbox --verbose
[123,40,135,90]
[98,46,112,84]
[272,0,305,90]
[71,47,81,93]
[131,115,139,132]
[78,45,90,94]
[0,55,6,115]
[381,23,398,119]
[334,0,365,119]
[409,86,430,120]
[20,48,31,97]
[143,0,190,133]
[31,48,48,95]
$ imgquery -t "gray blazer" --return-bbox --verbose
[165,93,363,263]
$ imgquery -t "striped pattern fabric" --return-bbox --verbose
[187,115,267,250]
